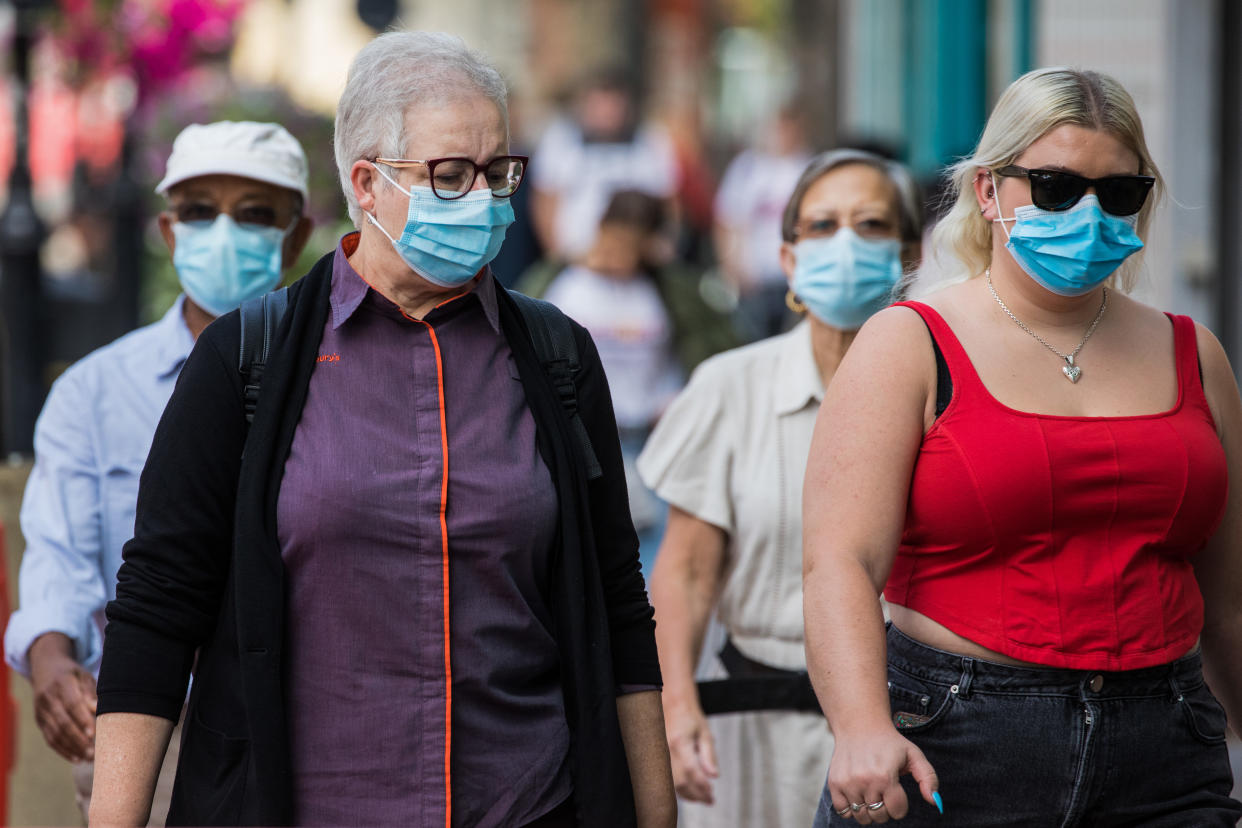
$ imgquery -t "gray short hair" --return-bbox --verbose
[334,32,509,226]
[780,149,923,245]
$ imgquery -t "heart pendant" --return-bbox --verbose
[1062,362,1082,383]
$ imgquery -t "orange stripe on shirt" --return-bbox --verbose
[421,320,453,828]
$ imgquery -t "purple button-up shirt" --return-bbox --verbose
[277,234,570,827]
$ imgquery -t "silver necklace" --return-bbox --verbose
[985,269,1107,383]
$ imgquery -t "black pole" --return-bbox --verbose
[0,0,48,456]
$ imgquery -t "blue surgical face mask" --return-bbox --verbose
[366,164,515,288]
[172,214,289,317]
[791,228,903,330]
[993,178,1144,297]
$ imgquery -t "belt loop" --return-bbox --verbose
[1167,670,1184,703]
[956,658,975,699]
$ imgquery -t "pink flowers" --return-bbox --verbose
[52,0,247,105]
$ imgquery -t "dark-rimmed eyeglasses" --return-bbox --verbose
[994,165,1154,217]
[373,155,528,200]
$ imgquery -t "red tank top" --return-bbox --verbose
[887,302,1227,671]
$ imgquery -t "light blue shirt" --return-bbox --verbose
[5,296,194,677]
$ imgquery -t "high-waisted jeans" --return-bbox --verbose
[815,624,1242,827]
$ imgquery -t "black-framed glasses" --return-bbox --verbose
[994,165,1154,216]
[374,155,528,200]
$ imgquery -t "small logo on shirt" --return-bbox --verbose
[317,353,341,364]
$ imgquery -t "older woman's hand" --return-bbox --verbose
[665,700,719,802]
[647,507,728,804]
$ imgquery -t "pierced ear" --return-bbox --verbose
[972,168,997,220]
[779,241,797,282]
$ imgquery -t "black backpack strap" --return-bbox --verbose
[507,290,603,482]
[238,286,290,424]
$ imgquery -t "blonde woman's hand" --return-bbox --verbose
[827,727,939,824]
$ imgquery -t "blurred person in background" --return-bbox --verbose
[530,66,679,263]
[638,149,923,827]
[713,104,812,341]
[524,189,736,579]
[804,68,1242,826]
[88,32,674,828]
[4,119,312,825]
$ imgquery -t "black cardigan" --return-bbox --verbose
[97,251,660,826]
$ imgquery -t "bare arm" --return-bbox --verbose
[1192,324,1242,734]
[88,712,174,827]
[616,690,677,828]
[649,506,728,802]
[802,307,940,820]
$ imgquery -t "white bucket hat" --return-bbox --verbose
[155,120,309,200]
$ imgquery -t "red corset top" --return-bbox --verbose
[886,302,1227,670]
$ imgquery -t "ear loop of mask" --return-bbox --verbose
[989,172,1017,242]
[364,162,404,244]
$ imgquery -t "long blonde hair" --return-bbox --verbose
[926,67,1163,293]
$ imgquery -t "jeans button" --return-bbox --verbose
[1089,674,1104,693]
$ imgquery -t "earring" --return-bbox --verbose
[785,290,807,314]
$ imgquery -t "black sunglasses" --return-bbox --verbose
[994,165,1154,217]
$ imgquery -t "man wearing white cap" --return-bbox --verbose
[5,120,311,823]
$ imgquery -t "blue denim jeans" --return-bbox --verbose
[815,624,1241,827]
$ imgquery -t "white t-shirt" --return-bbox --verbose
[543,265,681,430]
[532,117,678,259]
[713,149,810,288]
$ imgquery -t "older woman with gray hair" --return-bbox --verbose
[88,32,674,828]
[636,149,922,827]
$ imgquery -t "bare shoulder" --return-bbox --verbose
[850,303,938,365]
[828,305,937,424]
[1190,318,1232,378]
[1111,291,1180,328]
[915,277,979,315]
[1188,320,1242,432]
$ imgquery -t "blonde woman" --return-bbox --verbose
[804,68,1242,826]
[639,149,922,827]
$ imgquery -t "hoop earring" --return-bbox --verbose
[785,290,807,314]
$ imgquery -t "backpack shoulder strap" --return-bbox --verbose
[507,290,603,481]
[238,286,291,424]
